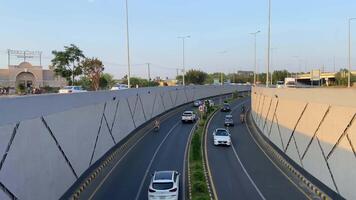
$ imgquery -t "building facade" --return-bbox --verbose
[0,62,66,89]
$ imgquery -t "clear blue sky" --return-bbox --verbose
[0,0,356,79]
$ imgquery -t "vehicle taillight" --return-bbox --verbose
[68,90,72,93]
[169,188,177,192]
[148,188,156,193]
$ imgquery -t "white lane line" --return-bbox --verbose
[244,114,311,199]
[88,110,183,200]
[182,122,198,200]
[134,121,180,200]
[231,143,266,200]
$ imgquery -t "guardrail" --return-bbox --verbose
[251,87,356,200]
[0,85,250,200]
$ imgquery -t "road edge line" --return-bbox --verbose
[184,122,198,200]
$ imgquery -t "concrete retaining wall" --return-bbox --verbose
[251,87,356,200]
[0,85,249,200]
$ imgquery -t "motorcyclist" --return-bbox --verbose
[154,119,160,130]
[241,104,246,113]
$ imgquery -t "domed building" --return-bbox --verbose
[0,61,66,89]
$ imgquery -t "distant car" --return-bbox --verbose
[181,111,197,123]
[193,100,202,107]
[110,84,128,91]
[221,103,231,112]
[276,81,284,88]
[224,115,234,126]
[148,171,180,200]
[213,128,231,146]
[58,86,87,94]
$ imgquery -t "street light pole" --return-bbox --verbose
[250,31,261,85]
[125,0,131,88]
[348,18,356,88]
[147,63,151,87]
[266,0,272,87]
[178,36,190,86]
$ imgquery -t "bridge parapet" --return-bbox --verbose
[251,87,356,200]
[0,85,250,200]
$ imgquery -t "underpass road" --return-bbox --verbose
[79,96,229,200]
[206,98,308,200]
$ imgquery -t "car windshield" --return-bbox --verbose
[225,116,232,119]
[64,86,73,89]
[152,182,173,190]
[215,129,229,136]
[183,112,193,116]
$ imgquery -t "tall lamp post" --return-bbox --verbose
[348,18,356,88]
[266,0,272,87]
[125,0,132,88]
[250,31,261,85]
[178,36,190,86]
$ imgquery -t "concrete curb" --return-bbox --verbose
[186,122,198,200]
[247,110,331,200]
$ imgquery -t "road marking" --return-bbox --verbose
[183,122,198,200]
[87,108,184,200]
[134,121,180,200]
[244,111,312,199]
[230,143,266,200]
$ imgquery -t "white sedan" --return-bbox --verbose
[148,171,180,200]
[213,128,231,146]
[58,86,87,94]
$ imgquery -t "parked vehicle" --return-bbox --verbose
[276,81,284,88]
[58,86,87,94]
[148,171,180,200]
[284,78,296,88]
[221,103,231,112]
[224,115,234,126]
[181,111,197,123]
[213,128,231,146]
[110,84,129,91]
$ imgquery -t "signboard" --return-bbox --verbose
[311,69,321,81]
[7,49,42,66]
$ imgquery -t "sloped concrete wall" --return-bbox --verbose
[0,85,249,200]
[251,87,356,200]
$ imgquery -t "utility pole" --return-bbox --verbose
[147,63,151,87]
[250,31,261,85]
[349,18,353,87]
[178,36,190,86]
[266,0,272,87]
[125,0,132,88]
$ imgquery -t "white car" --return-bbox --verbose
[58,86,87,94]
[276,81,284,88]
[213,128,231,146]
[148,171,180,200]
[110,84,128,91]
[207,99,215,107]
[181,111,197,123]
[193,100,202,107]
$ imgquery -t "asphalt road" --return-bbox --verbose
[78,95,230,200]
[206,98,309,200]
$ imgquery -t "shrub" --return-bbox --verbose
[193,181,208,194]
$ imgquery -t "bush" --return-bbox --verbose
[191,133,201,161]
[193,170,205,181]
[193,181,208,194]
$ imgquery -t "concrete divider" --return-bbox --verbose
[251,87,356,200]
[0,85,249,200]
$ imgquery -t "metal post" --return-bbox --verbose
[178,36,190,86]
[7,49,10,67]
[348,18,356,88]
[147,63,151,87]
[266,0,271,87]
[250,31,260,85]
[125,0,131,88]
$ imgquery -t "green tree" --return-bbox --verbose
[100,73,117,89]
[81,58,104,91]
[51,44,85,85]
[272,70,291,84]
[185,69,208,85]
